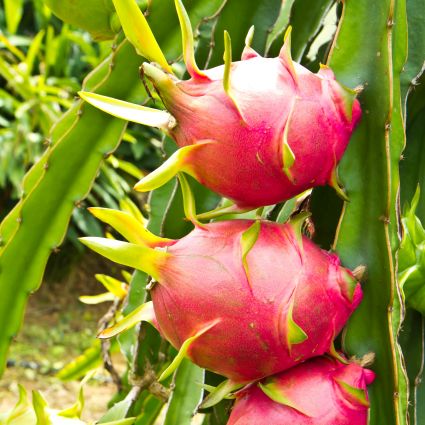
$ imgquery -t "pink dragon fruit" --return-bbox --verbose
[81,213,362,384]
[228,356,375,425]
[79,1,361,209]
[136,41,361,209]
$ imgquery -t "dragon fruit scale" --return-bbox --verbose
[228,356,375,425]
[81,211,363,384]
[79,1,362,209]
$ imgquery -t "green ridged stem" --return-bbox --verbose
[328,0,408,423]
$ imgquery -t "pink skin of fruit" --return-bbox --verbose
[143,42,362,208]
[227,356,375,425]
[150,220,362,383]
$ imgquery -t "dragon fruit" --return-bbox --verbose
[81,213,362,384]
[228,356,375,425]
[79,0,361,209]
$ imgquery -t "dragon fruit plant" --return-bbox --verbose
[228,356,375,425]
[79,0,362,209]
[0,0,415,424]
[80,206,362,387]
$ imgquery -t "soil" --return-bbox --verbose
[0,251,125,422]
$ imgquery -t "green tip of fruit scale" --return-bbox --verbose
[78,91,176,130]
[328,342,350,364]
[337,82,359,121]
[258,380,310,416]
[223,31,245,120]
[286,298,308,350]
[245,25,255,48]
[199,379,244,409]
[158,319,220,382]
[240,220,261,287]
[339,268,358,303]
[282,97,297,179]
[329,168,349,202]
[175,0,207,79]
[134,141,214,192]
[279,26,298,85]
[333,378,370,407]
[177,173,204,227]
[98,301,155,339]
[88,207,174,247]
[79,237,167,281]
[288,211,311,255]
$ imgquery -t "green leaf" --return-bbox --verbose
[79,292,116,305]
[4,0,24,34]
[44,0,118,40]
[32,391,52,425]
[56,340,103,381]
[95,274,128,299]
